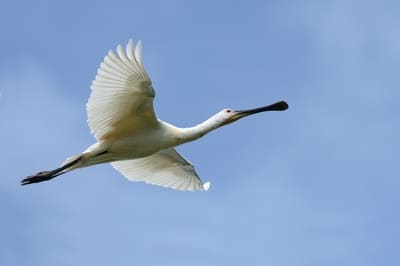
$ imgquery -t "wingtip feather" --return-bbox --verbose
[203,182,211,191]
[135,40,143,63]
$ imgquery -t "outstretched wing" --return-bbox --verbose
[87,40,157,141]
[111,148,210,191]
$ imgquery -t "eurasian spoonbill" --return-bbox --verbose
[21,40,288,191]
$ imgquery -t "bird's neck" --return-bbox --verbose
[177,116,222,144]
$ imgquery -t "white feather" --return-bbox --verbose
[22,39,288,191]
[87,40,155,141]
[112,148,210,191]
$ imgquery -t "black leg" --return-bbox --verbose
[21,156,82,186]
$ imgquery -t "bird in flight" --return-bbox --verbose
[21,40,288,191]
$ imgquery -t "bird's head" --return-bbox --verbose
[216,100,289,126]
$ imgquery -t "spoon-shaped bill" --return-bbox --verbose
[237,101,289,115]
[228,101,288,123]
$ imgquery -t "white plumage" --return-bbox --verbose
[87,40,155,141]
[22,40,288,191]
[112,148,210,191]
[87,40,207,191]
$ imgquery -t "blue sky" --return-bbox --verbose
[1,0,399,265]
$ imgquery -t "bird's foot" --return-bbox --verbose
[21,171,56,185]
[21,156,81,186]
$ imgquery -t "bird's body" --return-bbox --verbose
[22,40,288,191]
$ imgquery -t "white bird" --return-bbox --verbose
[21,40,288,191]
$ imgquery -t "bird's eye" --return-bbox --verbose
[226,109,232,113]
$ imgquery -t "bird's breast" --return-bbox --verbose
[105,129,177,160]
